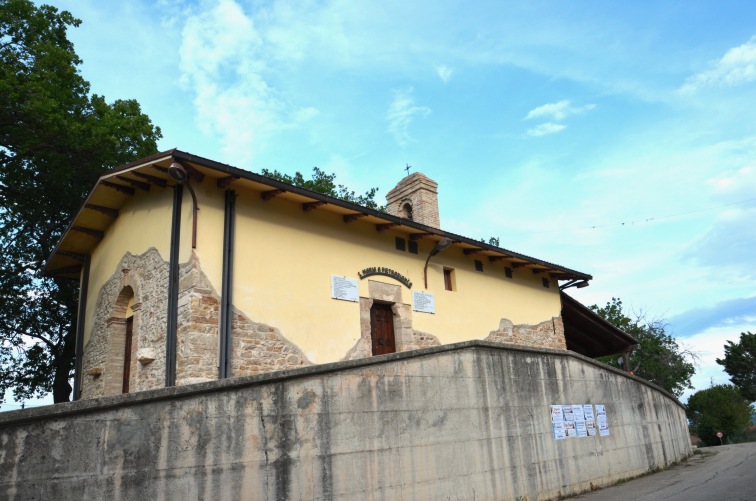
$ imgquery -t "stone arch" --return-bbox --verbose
[401,201,414,220]
[81,248,168,399]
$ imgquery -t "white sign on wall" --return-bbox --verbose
[331,275,359,302]
[412,291,436,313]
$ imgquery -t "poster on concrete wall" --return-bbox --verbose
[331,275,359,302]
[584,404,597,436]
[550,405,566,440]
[596,405,610,436]
[552,404,608,440]
[573,405,588,437]
[412,291,436,313]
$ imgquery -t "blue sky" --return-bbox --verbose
[9,0,755,407]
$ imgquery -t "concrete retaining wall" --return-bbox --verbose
[0,342,690,501]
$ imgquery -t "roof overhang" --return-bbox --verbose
[561,292,638,358]
[44,149,594,283]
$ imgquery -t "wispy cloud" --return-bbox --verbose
[526,122,566,137]
[177,0,317,165]
[436,64,454,83]
[385,87,431,147]
[525,100,596,121]
[679,36,756,94]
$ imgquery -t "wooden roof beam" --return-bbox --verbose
[101,181,135,196]
[409,233,434,241]
[261,189,285,201]
[343,213,368,223]
[116,175,150,191]
[303,201,326,212]
[463,248,481,256]
[376,223,399,232]
[510,262,528,269]
[71,226,104,239]
[488,256,507,262]
[217,175,239,188]
[132,171,167,187]
[57,250,88,262]
[84,204,119,218]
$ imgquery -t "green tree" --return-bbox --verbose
[260,167,385,211]
[591,298,696,397]
[0,0,161,404]
[717,331,756,402]
[686,384,754,446]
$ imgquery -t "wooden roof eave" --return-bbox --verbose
[44,148,594,282]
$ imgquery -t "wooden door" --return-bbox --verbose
[122,317,133,394]
[370,303,396,355]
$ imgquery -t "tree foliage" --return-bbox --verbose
[590,297,696,397]
[717,331,756,402]
[686,384,754,446]
[260,167,385,211]
[0,0,161,403]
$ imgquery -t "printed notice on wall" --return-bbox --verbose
[596,404,610,436]
[551,405,566,440]
[412,291,436,313]
[551,404,608,440]
[331,275,359,302]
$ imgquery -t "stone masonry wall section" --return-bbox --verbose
[486,316,567,351]
[0,342,691,501]
[85,249,311,397]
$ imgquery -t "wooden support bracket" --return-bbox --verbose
[132,171,167,187]
[376,223,399,232]
[101,181,135,196]
[217,176,239,188]
[261,189,285,201]
[71,226,104,239]
[84,204,119,218]
[343,213,368,223]
[303,201,326,212]
[116,175,150,191]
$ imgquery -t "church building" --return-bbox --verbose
[44,150,636,399]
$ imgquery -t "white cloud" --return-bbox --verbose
[525,99,596,121]
[680,36,756,94]
[177,0,317,165]
[526,122,566,137]
[385,87,431,147]
[436,64,454,83]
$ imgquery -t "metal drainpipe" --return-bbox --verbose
[219,190,236,379]
[73,255,90,400]
[165,184,183,387]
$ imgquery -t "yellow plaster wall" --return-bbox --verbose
[82,176,562,364]
[231,192,562,364]
[84,188,180,346]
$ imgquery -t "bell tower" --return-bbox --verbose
[386,172,440,228]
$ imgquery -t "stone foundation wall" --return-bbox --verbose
[486,316,567,351]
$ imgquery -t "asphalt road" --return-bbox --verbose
[573,442,756,501]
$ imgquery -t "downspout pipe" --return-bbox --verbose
[219,190,236,379]
[165,184,183,387]
[73,255,90,400]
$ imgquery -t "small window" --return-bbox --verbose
[444,268,455,291]
[542,278,550,288]
[408,240,418,254]
[474,260,484,272]
[395,237,406,251]
[504,267,513,279]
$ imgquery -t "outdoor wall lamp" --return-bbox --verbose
[169,161,199,248]
[424,237,453,289]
